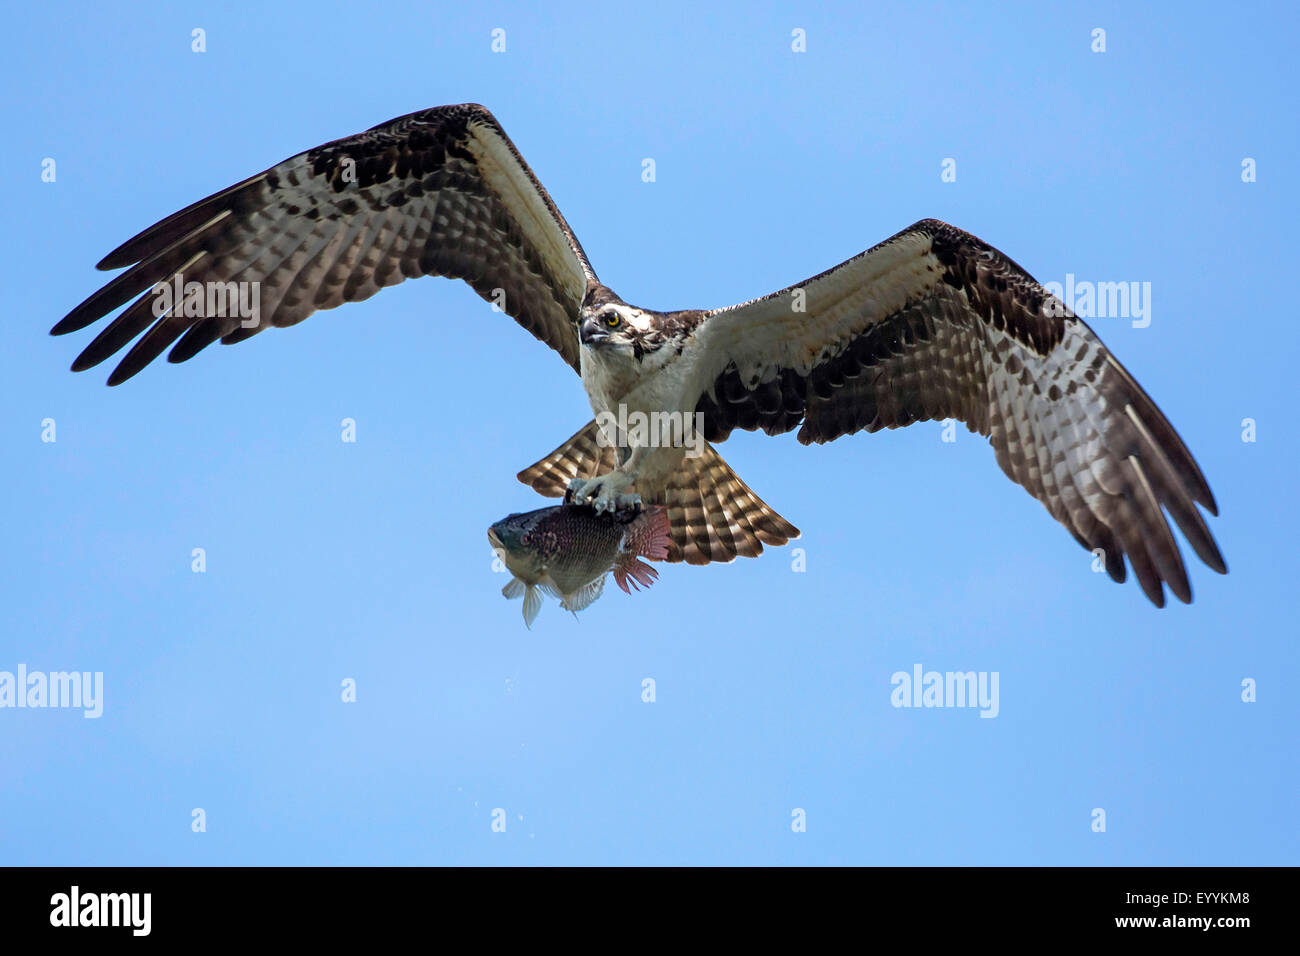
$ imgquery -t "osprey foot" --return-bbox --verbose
[565,474,641,516]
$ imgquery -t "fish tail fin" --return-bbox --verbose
[522,584,543,629]
[613,506,671,593]
[626,506,671,561]
[516,419,618,497]
[646,444,800,565]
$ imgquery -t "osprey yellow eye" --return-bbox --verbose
[603,312,620,328]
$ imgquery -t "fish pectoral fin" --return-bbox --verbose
[522,585,543,629]
[560,576,607,613]
[502,576,526,600]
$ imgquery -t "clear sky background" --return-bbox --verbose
[1,1,1295,865]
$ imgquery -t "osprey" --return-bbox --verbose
[53,104,1226,607]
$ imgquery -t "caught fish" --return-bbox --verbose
[487,504,671,627]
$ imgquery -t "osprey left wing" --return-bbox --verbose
[689,219,1225,607]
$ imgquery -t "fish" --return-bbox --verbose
[487,503,671,627]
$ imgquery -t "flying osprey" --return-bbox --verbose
[53,104,1226,606]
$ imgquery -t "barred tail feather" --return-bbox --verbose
[516,420,617,497]
[654,445,799,565]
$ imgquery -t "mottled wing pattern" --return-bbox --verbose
[53,104,596,383]
[693,219,1224,606]
[518,421,798,564]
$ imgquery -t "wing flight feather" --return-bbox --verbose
[693,219,1224,606]
[53,104,596,382]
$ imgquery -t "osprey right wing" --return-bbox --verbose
[53,104,596,382]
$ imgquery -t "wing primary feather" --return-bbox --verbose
[96,179,261,271]
[692,218,1221,605]
[56,104,595,377]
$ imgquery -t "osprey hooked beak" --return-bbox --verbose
[580,314,610,346]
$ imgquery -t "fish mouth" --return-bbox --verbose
[487,528,506,551]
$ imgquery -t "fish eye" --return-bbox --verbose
[521,533,531,545]
[602,311,621,328]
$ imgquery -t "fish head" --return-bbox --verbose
[487,508,557,581]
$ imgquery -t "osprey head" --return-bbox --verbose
[579,291,650,349]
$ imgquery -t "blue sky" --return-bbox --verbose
[1,0,1295,865]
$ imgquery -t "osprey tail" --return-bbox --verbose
[516,421,799,565]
